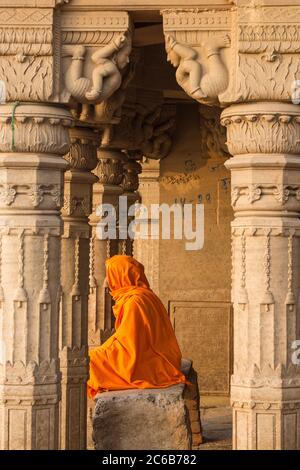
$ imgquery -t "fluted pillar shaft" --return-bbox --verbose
[88,148,125,347]
[59,127,98,450]
[87,147,124,449]
[119,153,142,257]
[0,103,72,449]
[222,102,300,450]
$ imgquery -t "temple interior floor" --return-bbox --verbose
[199,407,232,450]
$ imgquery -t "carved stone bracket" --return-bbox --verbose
[0,7,133,108]
[107,97,176,160]
[69,48,140,130]
[162,9,231,105]
[61,10,133,107]
[162,5,300,106]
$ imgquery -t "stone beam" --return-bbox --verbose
[62,0,234,10]
[133,25,164,47]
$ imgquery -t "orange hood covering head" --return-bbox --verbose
[87,255,186,397]
[106,255,149,295]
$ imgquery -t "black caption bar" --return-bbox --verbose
[0,450,297,469]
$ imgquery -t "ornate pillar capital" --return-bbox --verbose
[222,102,300,219]
[221,102,300,158]
[65,127,99,172]
[122,152,142,194]
[95,147,125,186]
[0,103,72,155]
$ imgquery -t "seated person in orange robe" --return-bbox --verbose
[87,255,186,398]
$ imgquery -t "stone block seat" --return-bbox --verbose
[92,358,203,450]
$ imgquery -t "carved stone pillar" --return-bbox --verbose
[0,3,134,450]
[87,147,124,449]
[60,7,134,451]
[162,4,300,450]
[221,102,300,450]
[59,127,98,450]
[0,103,72,450]
[88,148,124,347]
[134,159,161,296]
[119,152,142,256]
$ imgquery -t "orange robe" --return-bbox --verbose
[87,255,186,398]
